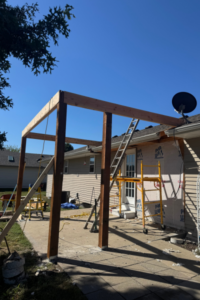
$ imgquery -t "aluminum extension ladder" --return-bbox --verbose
[84,118,139,231]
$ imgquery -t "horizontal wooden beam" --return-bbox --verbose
[27,132,102,146]
[22,90,183,138]
[63,91,184,126]
[22,92,60,137]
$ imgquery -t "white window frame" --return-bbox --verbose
[64,160,68,174]
[89,156,95,173]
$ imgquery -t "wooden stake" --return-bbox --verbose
[15,137,26,211]
[47,91,67,259]
[98,112,112,249]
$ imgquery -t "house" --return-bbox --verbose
[0,150,53,189]
[44,113,200,240]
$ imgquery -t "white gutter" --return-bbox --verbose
[42,132,161,163]
[165,122,200,139]
[65,132,161,160]
[93,132,161,152]
[64,149,100,160]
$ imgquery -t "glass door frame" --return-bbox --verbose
[121,148,137,208]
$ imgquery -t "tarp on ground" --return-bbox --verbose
[61,202,78,209]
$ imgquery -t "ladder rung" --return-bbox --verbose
[111,165,118,168]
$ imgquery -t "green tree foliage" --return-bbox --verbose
[64,143,74,152]
[0,0,75,148]
[4,145,20,152]
[0,131,7,150]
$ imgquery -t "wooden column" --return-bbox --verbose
[98,112,112,249]
[15,137,26,211]
[47,91,67,259]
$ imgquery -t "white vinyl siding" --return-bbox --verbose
[46,153,120,207]
[0,166,47,189]
[184,138,200,238]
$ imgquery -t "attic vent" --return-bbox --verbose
[8,156,14,162]
[37,155,44,162]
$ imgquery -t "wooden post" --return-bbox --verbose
[98,112,112,249]
[15,137,26,211]
[47,91,67,259]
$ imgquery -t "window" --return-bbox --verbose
[8,156,14,162]
[125,154,135,198]
[64,160,68,173]
[89,157,95,173]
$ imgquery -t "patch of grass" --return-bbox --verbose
[0,222,32,254]
[0,222,87,300]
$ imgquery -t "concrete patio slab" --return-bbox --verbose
[86,285,125,300]
[99,268,132,286]
[140,261,169,273]
[112,277,150,300]
[156,268,196,285]
[122,262,152,277]
[72,273,110,295]
[135,293,162,300]
[155,285,194,300]
[19,210,200,299]
[175,279,200,299]
[134,273,172,293]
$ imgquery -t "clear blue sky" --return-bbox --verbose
[2,0,200,154]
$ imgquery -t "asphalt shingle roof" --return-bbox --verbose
[0,150,53,167]
[63,113,200,156]
[40,113,200,162]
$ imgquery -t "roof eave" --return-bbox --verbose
[165,122,200,139]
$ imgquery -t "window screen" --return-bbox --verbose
[89,157,95,173]
[8,156,14,162]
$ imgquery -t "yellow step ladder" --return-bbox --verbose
[24,187,45,220]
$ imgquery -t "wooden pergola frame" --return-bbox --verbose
[17,90,184,260]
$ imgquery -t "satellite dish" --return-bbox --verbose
[172,92,197,123]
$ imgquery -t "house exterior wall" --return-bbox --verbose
[136,140,184,230]
[46,153,119,207]
[46,140,186,230]
[184,137,200,239]
[0,166,47,189]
